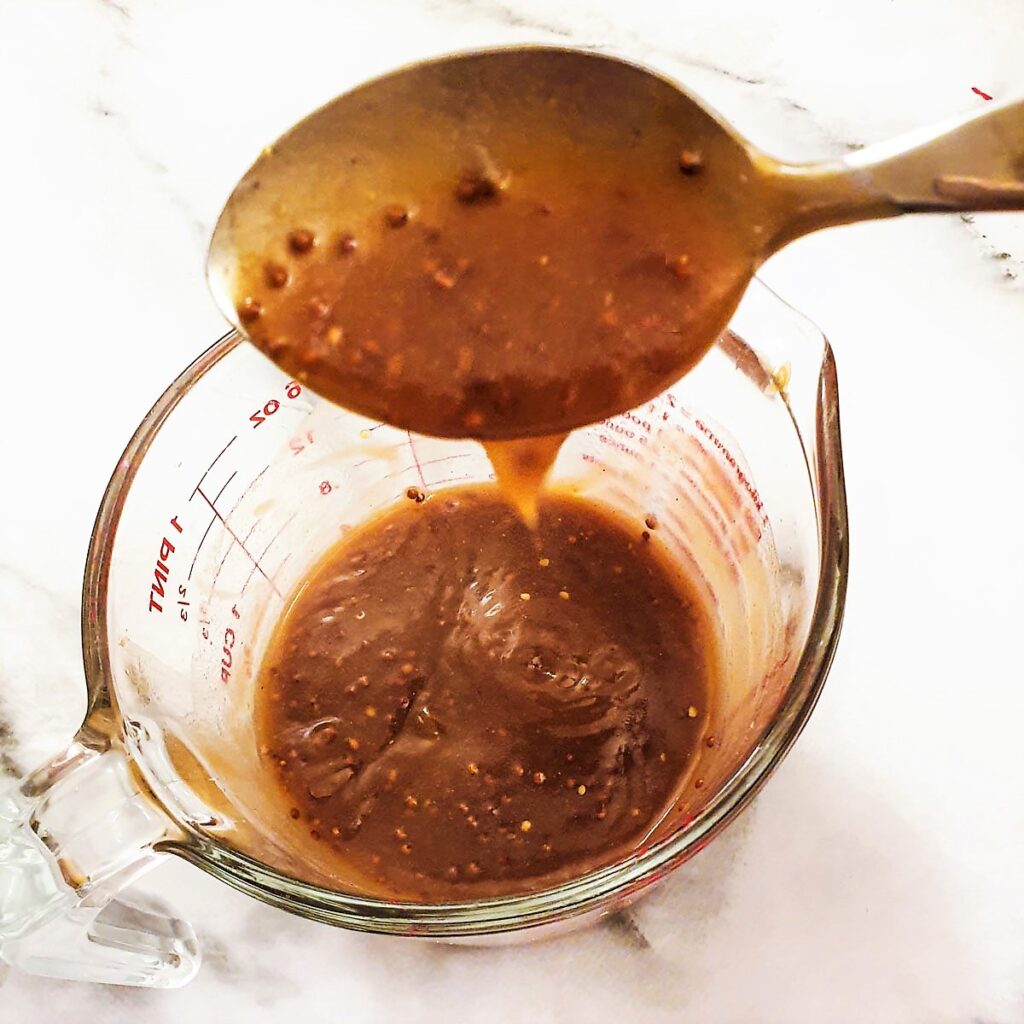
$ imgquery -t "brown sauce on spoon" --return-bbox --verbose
[235,142,744,442]
[227,52,757,509]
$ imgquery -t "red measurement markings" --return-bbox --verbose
[972,86,994,101]
[194,485,283,598]
[594,431,642,460]
[250,380,303,427]
[250,398,280,427]
[407,431,428,489]
[147,515,184,613]
[693,418,767,523]
[186,438,242,583]
[385,451,472,481]
[188,462,272,589]
[241,512,298,597]
[621,411,653,434]
[289,430,315,455]
[221,626,236,683]
[429,474,476,487]
[272,552,292,588]
[214,518,259,589]
[176,583,190,622]
[221,603,241,684]
[187,470,238,581]
[190,435,237,500]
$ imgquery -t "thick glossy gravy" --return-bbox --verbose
[229,51,754,444]
[257,488,715,899]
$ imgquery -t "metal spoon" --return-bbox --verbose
[208,46,1024,440]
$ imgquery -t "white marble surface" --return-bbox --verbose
[2,0,1023,1020]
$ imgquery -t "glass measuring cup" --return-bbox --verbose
[0,278,846,987]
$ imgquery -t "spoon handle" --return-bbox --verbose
[759,96,1024,251]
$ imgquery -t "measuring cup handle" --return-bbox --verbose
[0,729,199,987]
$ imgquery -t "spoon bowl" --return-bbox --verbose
[208,46,1024,440]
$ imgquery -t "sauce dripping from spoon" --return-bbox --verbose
[209,48,1024,515]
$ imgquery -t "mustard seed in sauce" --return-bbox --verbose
[678,149,704,175]
[383,204,410,228]
[288,228,316,254]
[237,297,263,324]
[265,262,289,288]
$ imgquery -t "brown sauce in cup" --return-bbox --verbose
[257,488,714,899]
